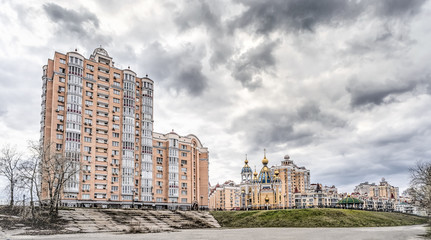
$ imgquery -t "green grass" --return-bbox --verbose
[210,208,428,228]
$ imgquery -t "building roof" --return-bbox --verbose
[338,196,364,204]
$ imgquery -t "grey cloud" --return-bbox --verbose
[346,76,428,107]
[43,3,111,46]
[229,41,279,90]
[139,41,208,95]
[231,101,346,149]
[173,0,234,68]
[230,0,427,35]
[375,0,428,18]
[230,0,363,35]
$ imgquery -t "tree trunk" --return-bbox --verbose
[10,179,14,207]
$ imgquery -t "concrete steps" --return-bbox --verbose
[59,208,220,233]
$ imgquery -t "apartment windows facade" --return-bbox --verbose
[40,47,208,210]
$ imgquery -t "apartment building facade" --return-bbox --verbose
[40,47,208,209]
[208,180,240,210]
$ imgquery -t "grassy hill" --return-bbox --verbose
[210,208,428,228]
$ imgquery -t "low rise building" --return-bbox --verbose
[209,180,240,210]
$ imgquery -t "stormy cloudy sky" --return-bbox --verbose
[1,0,431,195]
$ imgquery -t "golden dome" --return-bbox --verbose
[265,196,269,202]
[274,169,279,176]
[253,171,258,176]
[262,156,268,165]
[245,159,249,164]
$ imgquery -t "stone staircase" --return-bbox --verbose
[59,208,220,233]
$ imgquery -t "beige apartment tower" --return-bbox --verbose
[40,47,209,209]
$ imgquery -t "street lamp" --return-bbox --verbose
[132,189,135,209]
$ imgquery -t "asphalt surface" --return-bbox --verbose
[4,225,428,240]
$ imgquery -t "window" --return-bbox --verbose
[56,124,63,131]
[57,105,64,111]
[181,198,187,203]
[85,100,93,106]
[84,156,91,162]
[84,146,91,152]
[112,150,119,156]
[113,81,121,87]
[82,194,90,200]
[181,168,187,173]
[113,106,120,112]
[156,189,163,194]
[59,58,66,64]
[82,184,90,190]
[86,73,93,79]
[112,141,119,147]
[156,197,163,202]
[181,152,187,157]
[58,96,65,103]
[181,190,187,195]
[84,137,92,142]
[58,86,65,92]
[56,144,62,150]
[112,132,119,138]
[157,142,163,147]
[156,157,163,164]
[113,89,120,95]
[181,145,187,150]
[87,64,94,71]
[59,77,65,83]
[181,175,187,180]
[111,186,118,191]
[85,109,93,116]
[59,67,65,74]
[181,160,187,165]
[181,183,187,188]
[156,173,163,178]
[157,149,163,154]
[113,98,120,104]
[156,181,162,186]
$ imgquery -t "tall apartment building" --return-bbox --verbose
[40,47,209,209]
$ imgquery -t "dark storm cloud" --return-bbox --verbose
[346,76,430,107]
[230,0,428,35]
[230,41,279,90]
[374,0,428,18]
[230,0,363,34]
[43,3,111,46]
[173,0,233,68]
[231,101,346,148]
[138,41,208,95]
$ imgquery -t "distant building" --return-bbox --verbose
[209,180,240,210]
[352,178,399,211]
[239,152,310,210]
[294,184,339,208]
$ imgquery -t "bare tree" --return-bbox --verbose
[0,145,23,207]
[17,141,43,222]
[31,141,82,219]
[410,161,431,218]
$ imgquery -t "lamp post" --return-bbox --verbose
[132,189,135,209]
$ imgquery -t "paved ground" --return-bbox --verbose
[4,225,428,240]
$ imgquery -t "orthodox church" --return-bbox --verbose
[240,151,282,210]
